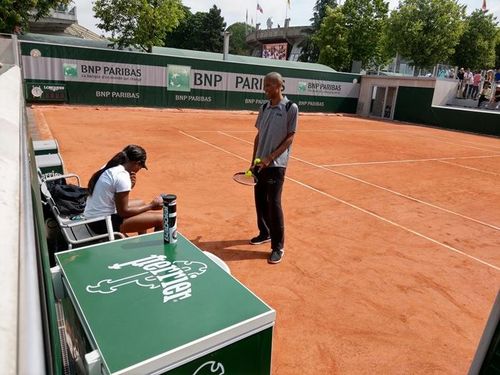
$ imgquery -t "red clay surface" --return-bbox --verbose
[32,106,500,374]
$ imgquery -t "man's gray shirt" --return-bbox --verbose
[255,97,298,168]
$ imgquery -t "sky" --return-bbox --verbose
[72,0,500,37]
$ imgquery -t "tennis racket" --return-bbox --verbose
[233,158,261,186]
[233,170,258,186]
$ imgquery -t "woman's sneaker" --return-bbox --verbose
[268,249,284,264]
[249,234,271,245]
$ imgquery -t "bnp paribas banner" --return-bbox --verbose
[22,44,360,112]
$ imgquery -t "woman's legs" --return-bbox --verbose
[120,211,163,234]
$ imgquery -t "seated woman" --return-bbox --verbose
[84,144,163,235]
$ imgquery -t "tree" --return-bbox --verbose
[313,7,351,70]
[93,0,184,53]
[227,22,254,55]
[452,10,498,69]
[312,0,389,71]
[342,0,389,67]
[198,5,226,53]
[0,0,70,33]
[164,6,195,49]
[386,0,465,71]
[299,0,338,62]
[164,5,226,53]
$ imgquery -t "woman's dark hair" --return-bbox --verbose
[88,144,147,195]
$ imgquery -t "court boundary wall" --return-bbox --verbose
[0,35,48,374]
[19,34,360,113]
[0,34,64,375]
[356,75,500,136]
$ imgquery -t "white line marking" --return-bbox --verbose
[438,160,500,177]
[181,130,499,271]
[180,131,247,161]
[322,154,500,167]
[402,131,500,152]
[219,131,500,231]
[287,176,500,272]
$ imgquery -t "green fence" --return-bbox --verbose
[21,39,360,113]
[394,86,437,125]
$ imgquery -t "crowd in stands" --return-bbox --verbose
[455,67,500,109]
[262,44,287,60]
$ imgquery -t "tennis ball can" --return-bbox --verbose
[162,194,177,244]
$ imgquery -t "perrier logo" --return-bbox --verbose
[63,63,78,77]
[86,254,207,303]
[167,65,191,92]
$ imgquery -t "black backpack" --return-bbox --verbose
[46,179,88,217]
[262,100,294,112]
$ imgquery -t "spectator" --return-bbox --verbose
[463,68,473,98]
[456,68,465,98]
[469,71,481,99]
[477,81,492,108]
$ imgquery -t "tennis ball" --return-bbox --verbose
[245,170,253,176]
[254,158,261,165]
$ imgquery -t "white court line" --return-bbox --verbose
[322,154,500,167]
[219,131,500,232]
[190,128,500,150]
[438,160,500,177]
[287,176,500,272]
[401,131,500,152]
[180,130,500,271]
[403,130,500,151]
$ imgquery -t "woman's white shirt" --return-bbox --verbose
[84,165,131,218]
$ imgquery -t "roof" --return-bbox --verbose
[19,33,336,73]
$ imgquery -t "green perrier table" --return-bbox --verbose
[53,232,275,374]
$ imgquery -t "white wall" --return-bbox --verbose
[357,75,436,116]
[0,64,21,375]
[432,79,459,106]
[0,34,45,375]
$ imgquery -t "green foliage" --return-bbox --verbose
[162,5,193,49]
[299,0,337,62]
[311,0,339,28]
[342,0,389,66]
[200,5,226,52]
[164,5,226,53]
[313,7,350,70]
[227,22,254,55]
[312,0,389,71]
[93,0,184,53]
[452,10,498,69]
[386,0,465,70]
[0,0,70,33]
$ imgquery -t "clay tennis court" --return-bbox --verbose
[32,105,500,374]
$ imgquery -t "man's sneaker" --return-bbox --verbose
[268,249,284,264]
[249,234,271,245]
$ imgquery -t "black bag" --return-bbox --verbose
[47,179,88,217]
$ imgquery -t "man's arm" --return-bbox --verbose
[259,132,295,168]
[251,133,259,168]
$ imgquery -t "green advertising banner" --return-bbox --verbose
[26,82,66,102]
[21,41,360,112]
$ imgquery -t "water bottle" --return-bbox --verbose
[162,194,177,244]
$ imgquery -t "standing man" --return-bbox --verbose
[249,72,298,264]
